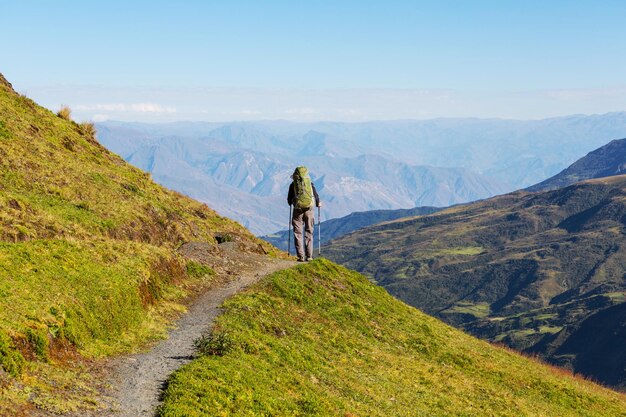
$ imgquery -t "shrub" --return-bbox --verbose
[215,233,234,244]
[194,332,235,356]
[79,121,96,138]
[57,105,72,120]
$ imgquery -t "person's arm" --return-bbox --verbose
[311,183,321,207]
[287,183,294,206]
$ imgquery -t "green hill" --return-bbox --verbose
[324,174,626,390]
[158,260,626,416]
[0,73,274,414]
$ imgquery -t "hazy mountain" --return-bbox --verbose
[97,122,511,234]
[96,114,626,234]
[261,206,441,251]
[528,137,626,191]
[323,173,626,390]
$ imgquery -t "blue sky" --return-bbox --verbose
[1,1,626,121]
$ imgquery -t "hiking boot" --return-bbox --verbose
[297,257,306,262]
[306,257,313,262]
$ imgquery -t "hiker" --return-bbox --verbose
[287,166,321,262]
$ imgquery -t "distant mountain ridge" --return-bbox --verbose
[97,114,626,234]
[97,122,507,234]
[528,137,626,191]
[261,206,441,251]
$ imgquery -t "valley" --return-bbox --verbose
[324,158,626,390]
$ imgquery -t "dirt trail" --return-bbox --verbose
[98,242,295,417]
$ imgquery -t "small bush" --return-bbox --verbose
[194,332,235,356]
[57,105,72,120]
[122,183,140,193]
[79,121,96,138]
[215,234,234,244]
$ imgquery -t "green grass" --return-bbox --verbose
[443,301,491,318]
[0,239,191,358]
[158,260,626,417]
[606,292,626,303]
[431,246,485,256]
[0,76,277,413]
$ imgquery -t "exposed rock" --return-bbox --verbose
[0,73,13,91]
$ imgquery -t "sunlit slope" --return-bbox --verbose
[159,260,626,417]
[324,174,626,390]
[0,73,272,414]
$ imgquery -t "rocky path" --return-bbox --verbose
[98,243,294,417]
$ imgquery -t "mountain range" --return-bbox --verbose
[96,114,626,234]
[323,139,626,390]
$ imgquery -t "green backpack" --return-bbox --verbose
[292,166,314,209]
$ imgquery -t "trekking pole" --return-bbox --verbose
[318,206,321,256]
[288,205,292,256]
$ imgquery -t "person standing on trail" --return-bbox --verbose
[287,166,321,262]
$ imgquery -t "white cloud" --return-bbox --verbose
[542,87,626,101]
[25,84,626,122]
[92,114,109,122]
[240,109,263,115]
[75,102,176,113]
[284,108,318,115]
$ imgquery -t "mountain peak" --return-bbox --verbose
[528,137,626,191]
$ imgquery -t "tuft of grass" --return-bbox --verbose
[78,121,96,138]
[193,332,235,356]
[158,260,626,417]
[56,105,71,120]
[185,260,215,279]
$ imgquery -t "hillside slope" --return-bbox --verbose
[261,206,441,250]
[159,260,626,416]
[0,73,273,415]
[324,174,626,390]
[528,137,626,191]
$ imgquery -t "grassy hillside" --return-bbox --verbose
[159,260,626,417]
[324,174,626,390]
[0,73,274,415]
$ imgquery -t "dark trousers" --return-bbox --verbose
[292,206,315,259]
